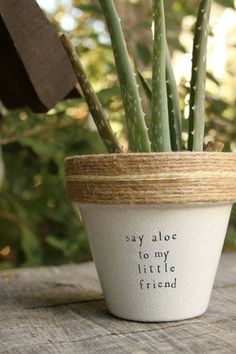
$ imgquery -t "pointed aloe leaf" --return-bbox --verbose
[137,70,152,103]
[99,0,151,153]
[138,55,182,151]
[166,45,182,151]
[188,0,212,151]
[151,0,171,152]
[61,35,122,154]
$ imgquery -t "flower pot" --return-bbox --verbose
[65,152,236,322]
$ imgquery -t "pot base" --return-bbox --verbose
[108,304,209,323]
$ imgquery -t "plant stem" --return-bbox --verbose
[151,0,171,152]
[99,0,151,152]
[188,0,212,151]
[61,34,123,153]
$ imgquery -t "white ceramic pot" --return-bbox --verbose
[65,153,236,322]
[76,203,231,322]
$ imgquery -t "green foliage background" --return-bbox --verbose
[0,0,236,269]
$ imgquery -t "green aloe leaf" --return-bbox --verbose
[151,0,171,152]
[98,0,151,152]
[188,0,212,151]
[61,34,123,154]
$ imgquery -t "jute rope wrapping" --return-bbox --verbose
[65,152,236,205]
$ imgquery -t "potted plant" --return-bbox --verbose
[62,0,236,322]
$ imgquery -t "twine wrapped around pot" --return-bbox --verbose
[65,152,236,205]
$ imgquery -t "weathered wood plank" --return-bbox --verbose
[0,253,235,354]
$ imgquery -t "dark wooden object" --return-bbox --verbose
[0,253,235,353]
[0,0,77,113]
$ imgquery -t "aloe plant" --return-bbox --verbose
[151,0,171,152]
[166,46,182,151]
[61,35,122,154]
[138,47,182,152]
[98,0,151,153]
[188,0,212,151]
[137,70,152,104]
[62,0,213,154]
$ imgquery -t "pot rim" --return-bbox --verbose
[65,152,236,205]
[65,151,235,160]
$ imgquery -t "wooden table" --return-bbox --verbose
[0,253,235,354]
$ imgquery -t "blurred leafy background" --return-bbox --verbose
[0,0,236,269]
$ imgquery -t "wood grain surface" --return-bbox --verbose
[0,253,235,354]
